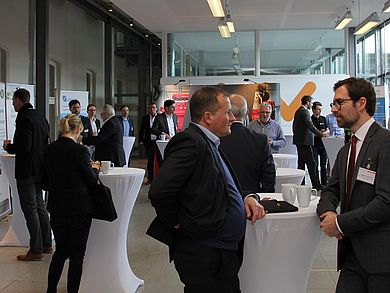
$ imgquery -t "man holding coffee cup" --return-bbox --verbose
[317,77,390,293]
[147,87,265,292]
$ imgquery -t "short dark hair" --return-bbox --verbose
[164,100,175,108]
[190,87,225,123]
[312,101,322,111]
[13,88,30,103]
[333,77,376,116]
[68,99,80,108]
[120,105,129,111]
[87,104,96,111]
[301,95,312,105]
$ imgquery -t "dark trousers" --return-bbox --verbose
[336,242,390,293]
[46,215,92,293]
[296,145,321,189]
[16,177,51,253]
[144,141,156,180]
[313,145,328,185]
[173,239,241,293]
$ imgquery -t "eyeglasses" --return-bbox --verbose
[259,111,271,114]
[331,98,353,109]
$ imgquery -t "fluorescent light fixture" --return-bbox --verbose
[335,11,353,30]
[226,14,235,32]
[354,12,381,35]
[207,0,225,17]
[383,0,390,13]
[218,18,231,38]
[233,47,240,54]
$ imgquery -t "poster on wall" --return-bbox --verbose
[373,85,389,127]
[0,83,6,143]
[5,83,35,141]
[59,90,89,118]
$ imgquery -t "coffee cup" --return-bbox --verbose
[101,161,114,174]
[281,183,297,205]
[296,186,318,207]
[160,134,166,141]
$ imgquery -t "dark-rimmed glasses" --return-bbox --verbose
[330,98,353,109]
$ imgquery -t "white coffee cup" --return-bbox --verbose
[101,161,114,174]
[281,183,297,205]
[160,134,166,141]
[296,186,318,207]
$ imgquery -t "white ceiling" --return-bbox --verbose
[113,0,390,73]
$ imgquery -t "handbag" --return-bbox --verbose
[91,178,118,222]
[259,199,298,214]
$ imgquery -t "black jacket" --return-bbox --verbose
[6,103,50,179]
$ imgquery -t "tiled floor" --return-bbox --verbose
[0,159,339,293]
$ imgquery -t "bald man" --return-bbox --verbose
[220,94,276,195]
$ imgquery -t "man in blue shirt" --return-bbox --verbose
[326,103,344,136]
[248,103,286,153]
[119,105,134,137]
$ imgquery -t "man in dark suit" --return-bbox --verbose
[293,95,326,190]
[83,104,126,167]
[118,105,134,137]
[139,102,158,184]
[86,103,100,137]
[3,88,52,261]
[151,99,178,140]
[147,87,265,292]
[220,94,275,195]
[317,77,390,293]
[68,99,90,137]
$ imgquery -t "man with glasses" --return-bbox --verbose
[293,95,326,191]
[317,77,390,293]
[248,103,286,153]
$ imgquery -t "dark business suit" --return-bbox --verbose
[293,105,322,189]
[44,137,98,293]
[82,116,126,167]
[147,123,248,292]
[220,122,275,194]
[5,102,52,254]
[317,122,390,292]
[81,116,100,138]
[151,112,178,137]
[139,113,157,181]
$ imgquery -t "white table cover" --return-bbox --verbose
[278,134,297,155]
[80,167,145,293]
[239,193,323,293]
[0,154,29,247]
[123,136,136,166]
[156,140,169,159]
[273,153,297,168]
[322,136,344,174]
[275,168,305,192]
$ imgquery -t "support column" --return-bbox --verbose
[104,20,113,105]
[345,27,356,77]
[255,30,261,76]
[35,0,49,117]
[161,32,168,78]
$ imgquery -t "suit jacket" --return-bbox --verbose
[139,114,156,146]
[43,137,98,217]
[118,116,134,136]
[293,105,322,146]
[151,113,178,136]
[82,116,126,167]
[147,123,244,248]
[81,116,100,138]
[6,103,50,179]
[317,122,390,273]
[220,122,276,194]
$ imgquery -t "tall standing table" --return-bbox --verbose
[80,167,145,293]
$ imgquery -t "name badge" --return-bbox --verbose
[357,167,376,185]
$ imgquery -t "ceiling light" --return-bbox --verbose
[107,2,113,12]
[354,12,380,35]
[129,21,134,27]
[233,47,240,54]
[383,0,390,13]
[218,18,231,38]
[335,11,353,30]
[226,14,235,32]
[207,0,225,17]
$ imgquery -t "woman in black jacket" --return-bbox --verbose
[44,114,99,293]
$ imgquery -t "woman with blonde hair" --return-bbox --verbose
[44,114,99,293]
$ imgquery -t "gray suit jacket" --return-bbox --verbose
[317,122,390,273]
[293,105,321,145]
